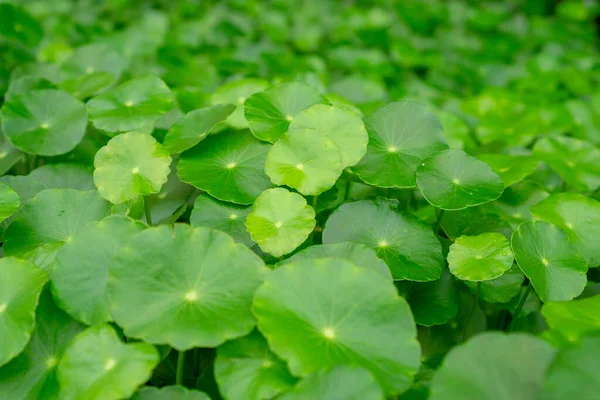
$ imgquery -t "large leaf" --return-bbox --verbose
[30,164,94,191]
[541,295,600,342]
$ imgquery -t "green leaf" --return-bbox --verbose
[402,270,459,327]
[447,233,513,281]
[287,104,368,167]
[57,324,159,400]
[541,295,600,342]
[30,163,94,190]
[87,75,174,133]
[464,265,524,303]
[244,81,327,142]
[533,136,600,192]
[93,132,172,204]
[50,215,145,325]
[132,386,211,400]
[190,193,253,247]
[322,199,444,281]
[107,224,267,349]
[351,101,448,188]
[511,220,587,302]
[0,181,20,223]
[0,257,47,367]
[265,130,343,196]
[178,130,272,205]
[1,89,88,155]
[477,154,539,187]
[541,335,600,400]
[0,175,45,241]
[215,330,297,400]
[0,288,85,400]
[163,104,236,154]
[211,78,269,129]
[3,189,111,269]
[245,188,316,257]
[531,193,600,267]
[253,257,420,395]
[429,333,556,400]
[279,365,385,400]
[416,149,504,210]
[281,242,392,279]
[0,3,43,47]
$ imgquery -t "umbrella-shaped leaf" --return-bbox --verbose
[531,193,600,267]
[280,242,392,279]
[447,233,513,281]
[245,188,316,257]
[264,130,343,196]
[50,215,145,325]
[429,333,556,400]
[57,324,159,400]
[30,163,94,190]
[541,335,600,400]
[163,104,236,154]
[287,104,368,167]
[279,365,385,400]
[132,386,210,400]
[416,149,504,210]
[252,258,421,395]
[244,81,327,142]
[87,75,173,133]
[177,130,272,205]
[511,220,587,302]
[3,189,111,269]
[0,182,20,223]
[322,199,444,281]
[211,78,269,129]
[541,295,600,342]
[477,154,539,187]
[0,3,43,47]
[351,101,448,188]
[533,136,600,192]
[0,288,85,399]
[94,132,172,204]
[0,175,45,241]
[464,265,524,303]
[215,330,297,400]
[0,257,47,367]
[107,224,267,349]
[190,193,253,247]
[1,89,87,155]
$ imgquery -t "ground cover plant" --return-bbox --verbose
[1,0,600,398]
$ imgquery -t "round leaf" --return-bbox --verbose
[477,154,538,187]
[3,189,111,269]
[107,224,267,349]
[245,188,316,257]
[511,220,587,302]
[541,295,600,342]
[30,163,94,190]
[447,233,513,281]
[215,330,297,400]
[265,130,343,196]
[287,104,368,167]
[177,130,272,205]
[211,78,269,129]
[464,265,524,303]
[0,257,47,367]
[322,199,444,281]
[351,101,448,188]
[252,258,421,395]
[50,215,145,325]
[1,89,88,155]
[531,193,600,267]
[281,242,392,279]
[416,149,504,210]
[87,75,173,133]
[94,132,172,204]
[279,365,385,400]
[163,104,236,154]
[57,324,159,400]
[429,333,556,400]
[132,386,210,400]
[244,81,327,142]
[0,182,20,223]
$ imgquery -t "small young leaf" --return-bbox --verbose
[447,233,513,281]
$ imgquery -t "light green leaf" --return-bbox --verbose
[211,78,269,129]
[464,265,524,303]
[447,233,513,281]
[0,182,20,223]
[542,295,600,342]
[132,386,210,400]
[477,154,539,187]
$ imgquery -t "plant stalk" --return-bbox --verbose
[343,178,352,201]
[143,196,153,226]
[176,350,186,386]
[433,209,445,234]
[509,283,532,331]
[462,282,480,342]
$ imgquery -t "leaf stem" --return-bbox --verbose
[312,195,318,211]
[343,178,352,201]
[176,350,186,386]
[143,197,153,226]
[27,154,37,173]
[462,282,480,342]
[509,283,532,331]
[433,209,445,234]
